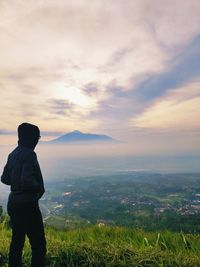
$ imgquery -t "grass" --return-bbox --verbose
[1,222,200,266]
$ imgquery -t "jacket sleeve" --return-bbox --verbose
[1,160,11,185]
[36,160,45,199]
[21,152,43,196]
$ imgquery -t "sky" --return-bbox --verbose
[0,0,200,155]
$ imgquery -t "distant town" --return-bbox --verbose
[38,172,200,232]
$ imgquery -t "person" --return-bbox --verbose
[1,122,46,267]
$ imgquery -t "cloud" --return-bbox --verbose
[81,83,99,96]
[92,35,200,135]
[47,98,76,116]
[131,82,200,130]
[132,35,200,102]
[141,0,200,48]
[40,131,64,136]
[0,0,200,149]
[0,129,15,135]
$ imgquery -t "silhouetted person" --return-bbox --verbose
[1,123,46,267]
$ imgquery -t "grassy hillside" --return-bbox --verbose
[1,221,200,267]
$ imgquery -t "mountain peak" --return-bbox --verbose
[71,130,82,134]
[48,130,116,144]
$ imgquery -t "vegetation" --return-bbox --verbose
[1,221,200,267]
[1,173,200,266]
[42,173,200,233]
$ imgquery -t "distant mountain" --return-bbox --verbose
[47,130,116,144]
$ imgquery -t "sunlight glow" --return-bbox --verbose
[57,85,96,109]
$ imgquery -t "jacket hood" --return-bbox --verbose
[18,122,40,149]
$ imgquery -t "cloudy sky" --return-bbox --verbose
[0,0,200,154]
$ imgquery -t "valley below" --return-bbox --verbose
[39,172,200,232]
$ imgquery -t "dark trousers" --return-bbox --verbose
[7,201,46,267]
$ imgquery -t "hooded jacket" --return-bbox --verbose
[1,123,45,203]
[1,145,45,203]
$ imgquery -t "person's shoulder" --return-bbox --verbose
[7,146,20,160]
[26,150,37,159]
[18,146,37,161]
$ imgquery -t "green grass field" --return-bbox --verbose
[1,221,200,267]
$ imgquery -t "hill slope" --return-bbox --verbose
[1,223,200,266]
